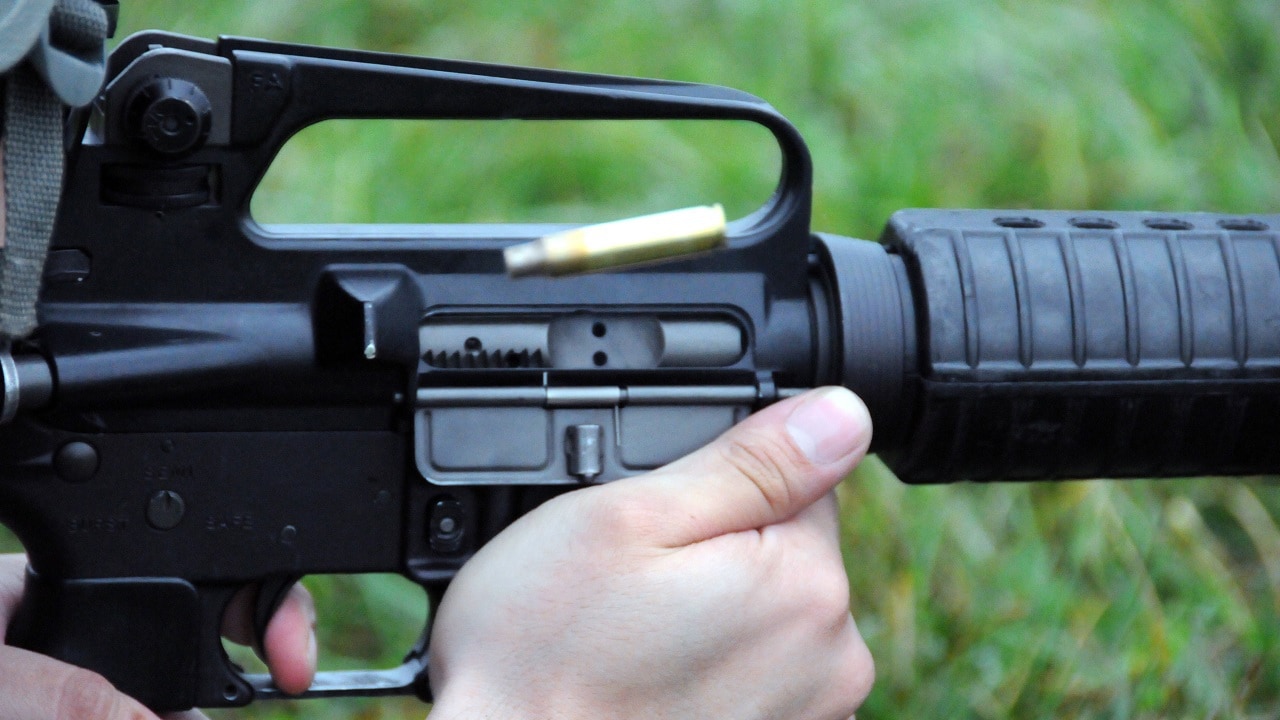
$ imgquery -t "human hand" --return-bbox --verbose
[0,554,316,719]
[427,386,875,720]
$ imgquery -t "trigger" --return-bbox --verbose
[251,575,302,657]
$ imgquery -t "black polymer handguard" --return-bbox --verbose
[2,31,1280,714]
[838,210,1280,480]
[884,211,1280,480]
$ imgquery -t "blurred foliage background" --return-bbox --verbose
[2,0,1279,718]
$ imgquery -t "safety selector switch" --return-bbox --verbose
[566,425,603,482]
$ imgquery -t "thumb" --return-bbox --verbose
[631,386,872,546]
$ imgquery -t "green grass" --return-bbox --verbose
[3,0,1280,717]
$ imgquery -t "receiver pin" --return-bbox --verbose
[504,204,727,277]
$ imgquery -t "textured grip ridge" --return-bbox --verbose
[878,209,1280,483]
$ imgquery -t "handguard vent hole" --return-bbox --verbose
[593,351,608,366]
[993,216,1044,229]
[1069,217,1119,230]
[1143,218,1193,231]
[464,337,482,351]
[1219,218,1269,232]
[592,322,607,338]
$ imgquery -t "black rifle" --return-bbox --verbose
[1,31,1277,712]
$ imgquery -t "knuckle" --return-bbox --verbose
[836,633,876,711]
[718,431,804,515]
[810,565,853,626]
[583,490,665,543]
[55,668,122,720]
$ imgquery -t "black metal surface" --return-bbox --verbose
[3,30,1280,714]
[1,32,819,711]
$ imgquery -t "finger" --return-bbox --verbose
[632,387,871,546]
[219,585,256,647]
[163,710,211,720]
[756,491,841,556]
[789,490,841,542]
[0,554,28,632]
[220,583,317,695]
[261,583,317,695]
[0,645,163,720]
[834,616,876,715]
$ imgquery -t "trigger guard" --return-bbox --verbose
[244,575,448,703]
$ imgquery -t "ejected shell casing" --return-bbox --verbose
[504,204,727,277]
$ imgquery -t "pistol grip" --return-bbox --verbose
[5,567,208,711]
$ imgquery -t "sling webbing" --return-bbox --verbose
[0,0,106,339]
